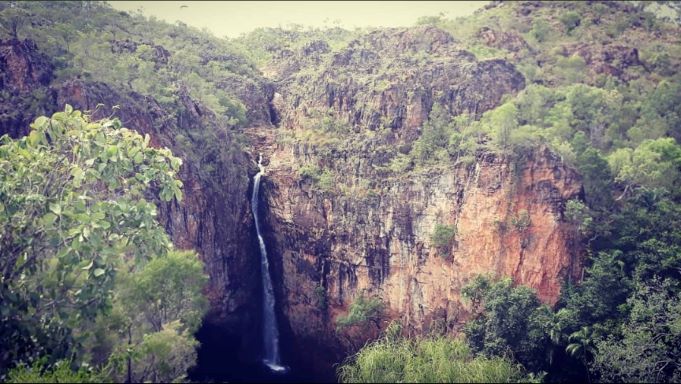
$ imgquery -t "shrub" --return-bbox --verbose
[317,169,335,192]
[530,19,551,43]
[337,335,534,383]
[299,163,321,181]
[556,54,587,84]
[431,224,456,257]
[336,295,384,331]
[560,11,581,33]
[6,359,103,383]
[510,210,531,232]
[564,199,593,235]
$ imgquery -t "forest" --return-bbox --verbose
[1,1,681,383]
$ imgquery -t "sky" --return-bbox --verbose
[108,1,485,38]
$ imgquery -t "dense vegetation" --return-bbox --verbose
[338,323,537,383]
[2,0,681,383]
[0,108,207,381]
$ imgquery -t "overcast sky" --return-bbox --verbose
[108,1,485,38]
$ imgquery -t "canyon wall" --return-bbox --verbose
[251,25,584,373]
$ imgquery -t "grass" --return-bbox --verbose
[337,335,534,383]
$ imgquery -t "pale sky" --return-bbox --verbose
[108,1,486,38]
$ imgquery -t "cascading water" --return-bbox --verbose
[251,154,287,373]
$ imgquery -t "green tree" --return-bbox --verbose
[87,250,208,383]
[529,19,551,43]
[122,321,200,383]
[608,138,681,192]
[336,294,384,332]
[575,147,614,210]
[566,326,596,362]
[0,7,29,39]
[462,276,552,373]
[488,103,519,152]
[0,107,183,373]
[592,280,681,382]
[430,224,456,258]
[411,104,453,164]
[6,359,102,383]
[559,11,581,33]
[120,250,209,333]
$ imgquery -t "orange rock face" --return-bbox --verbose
[253,129,583,371]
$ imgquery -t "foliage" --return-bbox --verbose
[529,19,552,43]
[6,359,102,383]
[608,138,681,191]
[592,280,681,382]
[575,147,614,211]
[0,7,29,40]
[125,321,199,383]
[91,250,208,383]
[410,104,454,165]
[0,107,183,372]
[564,199,593,235]
[510,210,531,232]
[559,11,581,33]
[314,285,327,310]
[118,250,209,333]
[462,276,552,373]
[0,108,207,383]
[298,163,336,193]
[336,294,384,331]
[430,224,456,257]
[337,333,535,383]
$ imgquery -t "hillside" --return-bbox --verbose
[1,1,681,383]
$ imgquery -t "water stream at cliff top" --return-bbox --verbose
[251,154,287,373]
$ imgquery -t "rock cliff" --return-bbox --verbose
[248,25,583,374]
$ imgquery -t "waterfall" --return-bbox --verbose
[251,154,287,373]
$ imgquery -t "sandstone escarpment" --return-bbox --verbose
[251,25,583,373]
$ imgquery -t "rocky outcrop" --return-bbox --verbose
[0,39,55,138]
[563,42,643,81]
[476,26,532,53]
[111,38,171,66]
[274,26,525,144]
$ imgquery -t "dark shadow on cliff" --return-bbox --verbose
[189,167,336,383]
[259,177,341,383]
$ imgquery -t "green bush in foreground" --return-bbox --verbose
[337,334,537,383]
[6,359,102,383]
